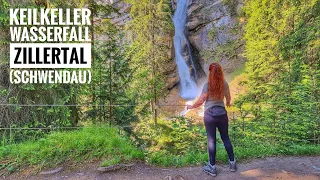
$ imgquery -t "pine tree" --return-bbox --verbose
[0,0,117,128]
[239,0,320,143]
[125,0,173,124]
[86,21,137,126]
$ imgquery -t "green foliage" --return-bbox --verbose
[125,0,173,121]
[207,27,217,42]
[1,122,320,171]
[131,117,320,167]
[84,21,137,126]
[0,1,75,129]
[0,0,133,132]
[0,126,144,172]
[132,117,211,166]
[0,0,10,63]
[222,0,238,16]
[133,118,206,155]
[200,39,242,62]
[238,0,320,144]
[200,22,244,63]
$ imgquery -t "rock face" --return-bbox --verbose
[98,0,131,27]
[174,0,246,77]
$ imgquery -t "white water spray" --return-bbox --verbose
[173,0,198,100]
[179,100,193,116]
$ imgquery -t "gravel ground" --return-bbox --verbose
[4,156,320,180]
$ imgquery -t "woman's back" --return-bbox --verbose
[202,80,229,111]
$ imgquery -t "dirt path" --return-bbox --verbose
[5,156,320,180]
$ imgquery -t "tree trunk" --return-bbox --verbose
[109,58,113,125]
[70,91,79,127]
[151,3,157,125]
[90,3,96,120]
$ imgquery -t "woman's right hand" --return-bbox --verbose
[226,102,232,107]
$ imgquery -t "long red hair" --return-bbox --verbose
[208,63,224,100]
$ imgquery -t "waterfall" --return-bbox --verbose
[173,0,198,100]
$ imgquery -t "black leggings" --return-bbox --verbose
[204,107,235,165]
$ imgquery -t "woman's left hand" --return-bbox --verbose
[186,105,193,110]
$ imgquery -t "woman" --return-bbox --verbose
[187,63,236,176]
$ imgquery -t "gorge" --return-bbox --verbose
[106,0,245,86]
[102,0,246,117]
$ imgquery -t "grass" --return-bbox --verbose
[133,118,320,167]
[1,124,319,174]
[0,126,144,173]
[146,142,320,167]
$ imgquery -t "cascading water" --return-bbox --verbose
[173,0,198,100]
